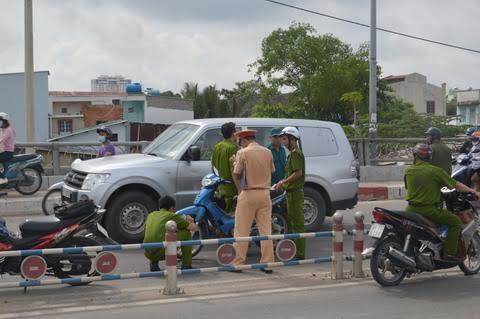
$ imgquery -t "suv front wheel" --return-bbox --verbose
[303,187,327,231]
[105,190,157,243]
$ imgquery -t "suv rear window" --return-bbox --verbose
[300,127,338,157]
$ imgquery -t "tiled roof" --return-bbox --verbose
[382,75,406,82]
[146,96,194,111]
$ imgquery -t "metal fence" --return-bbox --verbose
[13,137,469,176]
[16,142,150,175]
[350,138,466,166]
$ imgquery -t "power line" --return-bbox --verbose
[264,0,480,54]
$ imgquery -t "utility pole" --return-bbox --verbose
[368,0,377,165]
[25,0,35,143]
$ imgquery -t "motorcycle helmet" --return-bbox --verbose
[97,126,113,137]
[413,144,432,161]
[466,127,477,136]
[425,127,442,140]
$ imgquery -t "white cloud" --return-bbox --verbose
[0,0,479,93]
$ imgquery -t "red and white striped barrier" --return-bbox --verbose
[331,212,344,280]
[353,212,365,278]
[163,220,183,295]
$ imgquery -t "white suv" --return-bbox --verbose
[62,118,358,243]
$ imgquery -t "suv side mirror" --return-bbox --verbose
[187,146,201,161]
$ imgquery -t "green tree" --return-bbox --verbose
[340,91,363,136]
[447,97,457,116]
[250,22,370,124]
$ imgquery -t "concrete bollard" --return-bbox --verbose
[162,220,183,295]
[353,211,365,278]
[331,212,344,280]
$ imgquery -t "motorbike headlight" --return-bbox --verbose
[201,176,215,187]
[82,173,110,190]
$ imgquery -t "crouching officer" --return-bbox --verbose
[405,144,480,261]
[275,126,306,260]
[231,130,275,273]
[144,196,198,271]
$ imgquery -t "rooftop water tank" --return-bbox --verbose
[126,83,142,94]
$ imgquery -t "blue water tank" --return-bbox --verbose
[126,83,142,94]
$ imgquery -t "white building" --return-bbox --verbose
[91,75,132,93]
[0,71,49,142]
[383,73,447,116]
[456,89,480,126]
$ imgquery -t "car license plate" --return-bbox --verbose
[62,187,72,199]
[368,223,385,239]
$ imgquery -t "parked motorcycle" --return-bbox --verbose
[42,182,64,215]
[176,173,288,257]
[0,200,113,286]
[368,187,480,286]
[0,154,44,195]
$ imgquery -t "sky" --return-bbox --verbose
[1,0,479,93]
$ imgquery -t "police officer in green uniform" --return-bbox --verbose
[275,126,306,260]
[425,127,452,175]
[212,122,239,214]
[267,128,287,185]
[144,196,198,271]
[405,144,480,260]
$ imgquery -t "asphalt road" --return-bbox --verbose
[52,273,480,319]
[1,200,435,319]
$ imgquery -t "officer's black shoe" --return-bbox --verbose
[150,262,161,272]
[259,268,273,274]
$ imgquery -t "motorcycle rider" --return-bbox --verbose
[0,113,15,185]
[405,144,480,261]
[97,126,116,157]
[468,132,480,158]
[275,126,306,260]
[212,122,239,214]
[425,127,452,175]
[459,127,477,154]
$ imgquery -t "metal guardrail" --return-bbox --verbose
[350,138,466,166]
[16,141,150,175]
[0,212,369,292]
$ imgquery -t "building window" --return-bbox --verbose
[427,101,435,114]
[112,99,120,105]
[61,107,68,114]
[58,120,73,135]
[110,133,118,142]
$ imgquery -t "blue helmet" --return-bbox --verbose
[466,127,477,136]
[97,126,113,137]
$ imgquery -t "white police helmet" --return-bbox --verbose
[281,126,300,139]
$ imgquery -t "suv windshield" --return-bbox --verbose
[143,123,199,159]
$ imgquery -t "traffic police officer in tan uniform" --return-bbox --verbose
[231,129,275,273]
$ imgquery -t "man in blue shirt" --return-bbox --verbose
[267,128,287,185]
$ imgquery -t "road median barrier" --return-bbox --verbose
[0,212,374,293]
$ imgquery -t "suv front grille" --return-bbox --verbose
[64,170,87,189]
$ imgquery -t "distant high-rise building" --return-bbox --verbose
[91,75,132,93]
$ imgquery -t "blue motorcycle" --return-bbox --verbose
[1,154,44,195]
[176,174,288,257]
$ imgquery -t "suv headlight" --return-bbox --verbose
[201,176,215,187]
[82,173,110,190]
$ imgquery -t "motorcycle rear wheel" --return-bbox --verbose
[15,168,42,195]
[53,236,100,286]
[370,237,407,287]
[459,233,480,276]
